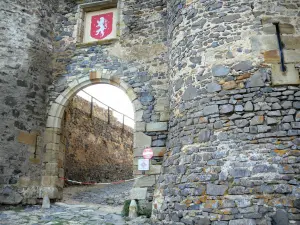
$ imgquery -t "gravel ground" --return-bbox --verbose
[63,180,134,206]
[0,181,152,225]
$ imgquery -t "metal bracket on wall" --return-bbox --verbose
[273,22,286,72]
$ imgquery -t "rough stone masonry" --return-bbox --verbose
[62,96,134,183]
[0,0,300,224]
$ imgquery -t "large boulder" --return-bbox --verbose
[0,186,23,205]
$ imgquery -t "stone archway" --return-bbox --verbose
[41,71,153,199]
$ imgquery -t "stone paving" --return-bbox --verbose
[0,181,151,225]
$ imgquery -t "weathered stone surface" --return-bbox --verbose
[182,86,199,101]
[246,70,265,87]
[244,101,254,111]
[233,61,253,72]
[220,104,234,114]
[0,186,23,205]
[206,184,228,196]
[199,129,211,142]
[235,119,249,128]
[146,122,168,132]
[293,101,300,109]
[229,219,256,225]
[203,105,219,116]
[266,117,277,125]
[130,188,148,200]
[229,168,250,178]
[223,81,237,90]
[42,195,50,209]
[271,209,289,225]
[212,65,230,77]
[207,83,221,92]
[250,116,264,125]
[63,97,134,183]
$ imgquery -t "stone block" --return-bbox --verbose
[39,187,59,199]
[48,103,64,118]
[233,61,253,72]
[55,94,69,107]
[134,175,156,187]
[146,122,168,132]
[46,116,62,129]
[271,209,288,225]
[207,83,221,92]
[263,23,295,34]
[134,132,151,148]
[219,104,234,114]
[46,163,59,176]
[266,50,300,63]
[160,112,170,121]
[126,88,137,101]
[0,186,23,205]
[41,176,58,187]
[130,188,148,200]
[135,122,146,131]
[271,64,300,85]
[246,70,265,87]
[203,105,219,116]
[206,183,228,196]
[284,50,300,63]
[244,101,254,111]
[154,97,169,111]
[146,165,162,175]
[132,99,142,111]
[135,110,143,122]
[229,219,256,225]
[17,131,37,146]
[222,81,237,90]
[182,86,199,101]
[282,36,300,50]
[250,116,264,125]
[18,176,31,187]
[212,65,230,76]
[264,50,280,63]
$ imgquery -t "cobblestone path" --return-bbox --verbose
[0,181,151,225]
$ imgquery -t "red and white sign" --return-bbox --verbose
[83,8,118,43]
[143,147,154,159]
[90,12,113,40]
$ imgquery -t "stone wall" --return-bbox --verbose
[0,0,57,204]
[153,1,300,225]
[44,0,168,201]
[62,95,133,183]
[0,0,168,204]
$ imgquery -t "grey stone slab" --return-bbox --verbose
[203,105,219,116]
[146,122,168,132]
[130,188,148,200]
[212,65,230,77]
[206,183,228,196]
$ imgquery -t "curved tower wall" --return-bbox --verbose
[153,1,300,224]
[0,0,57,204]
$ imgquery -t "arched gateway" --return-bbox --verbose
[41,70,165,200]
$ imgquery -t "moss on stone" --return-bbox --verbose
[137,201,152,218]
[121,199,131,217]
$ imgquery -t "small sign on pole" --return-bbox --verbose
[143,147,154,159]
[138,159,150,171]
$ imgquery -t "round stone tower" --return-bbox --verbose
[0,0,57,204]
[153,1,300,224]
